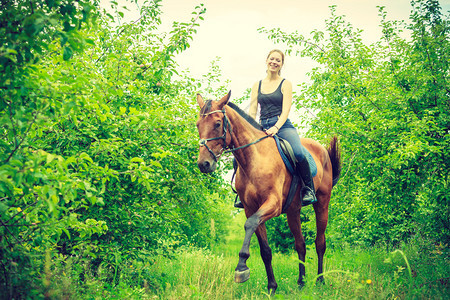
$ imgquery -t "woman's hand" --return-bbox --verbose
[265,126,279,136]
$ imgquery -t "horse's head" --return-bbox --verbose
[196,91,232,173]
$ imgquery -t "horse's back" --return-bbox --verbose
[300,138,334,194]
[300,138,330,167]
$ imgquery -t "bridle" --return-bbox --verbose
[198,109,231,162]
[198,108,271,162]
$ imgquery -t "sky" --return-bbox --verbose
[103,0,450,109]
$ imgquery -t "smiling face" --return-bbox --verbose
[266,50,284,75]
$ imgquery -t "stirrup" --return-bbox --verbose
[234,195,244,208]
[301,187,317,206]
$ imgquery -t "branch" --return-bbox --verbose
[133,5,205,81]
[29,0,34,14]
[301,39,326,53]
[341,150,358,180]
[2,223,39,227]
[95,11,148,64]
[0,218,23,247]
[4,109,39,164]
[6,199,39,226]
[295,97,373,145]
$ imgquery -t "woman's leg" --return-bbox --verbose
[262,118,305,162]
[269,119,317,205]
[276,123,306,163]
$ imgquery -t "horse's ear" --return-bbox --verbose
[196,94,205,108]
[218,91,231,108]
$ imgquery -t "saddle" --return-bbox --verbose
[274,136,297,174]
[274,136,300,213]
[274,136,317,177]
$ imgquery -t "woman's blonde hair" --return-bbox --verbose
[266,49,285,75]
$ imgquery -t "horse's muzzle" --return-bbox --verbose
[197,158,217,173]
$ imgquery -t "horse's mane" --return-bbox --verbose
[200,99,263,131]
[227,102,263,131]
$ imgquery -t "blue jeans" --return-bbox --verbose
[260,116,307,162]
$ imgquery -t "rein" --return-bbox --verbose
[224,135,271,153]
[199,108,271,161]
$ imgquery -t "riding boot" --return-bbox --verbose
[234,195,244,208]
[296,158,317,206]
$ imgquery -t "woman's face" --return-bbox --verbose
[266,51,283,74]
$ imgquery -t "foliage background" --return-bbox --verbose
[0,0,233,297]
[0,0,448,298]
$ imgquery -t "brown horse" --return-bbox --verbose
[196,92,341,294]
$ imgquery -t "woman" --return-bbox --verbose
[235,49,316,208]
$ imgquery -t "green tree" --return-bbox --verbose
[0,0,233,297]
[0,1,105,297]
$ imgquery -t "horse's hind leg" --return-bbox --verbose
[286,210,306,288]
[313,196,330,284]
[255,224,277,294]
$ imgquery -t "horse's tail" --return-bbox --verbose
[327,136,341,187]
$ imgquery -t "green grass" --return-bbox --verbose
[141,212,449,299]
[38,211,449,299]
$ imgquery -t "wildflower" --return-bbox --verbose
[366,279,372,284]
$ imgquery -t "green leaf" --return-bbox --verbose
[62,227,71,239]
[63,46,73,61]
[130,157,144,163]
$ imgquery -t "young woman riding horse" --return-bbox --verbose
[244,49,316,207]
[196,50,341,294]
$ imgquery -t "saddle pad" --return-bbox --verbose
[274,136,317,177]
[304,148,318,177]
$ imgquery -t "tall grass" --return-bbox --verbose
[33,212,449,299]
[141,213,449,299]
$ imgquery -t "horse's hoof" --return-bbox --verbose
[316,276,325,285]
[268,284,278,295]
[235,269,250,283]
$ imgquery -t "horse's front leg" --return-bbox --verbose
[234,213,259,283]
[255,223,277,294]
[235,202,280,287]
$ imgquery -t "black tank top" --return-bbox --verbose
[258,79,285,119]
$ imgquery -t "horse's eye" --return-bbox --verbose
[214,121,221,129]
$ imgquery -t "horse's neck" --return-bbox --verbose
[227,108,265,166]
